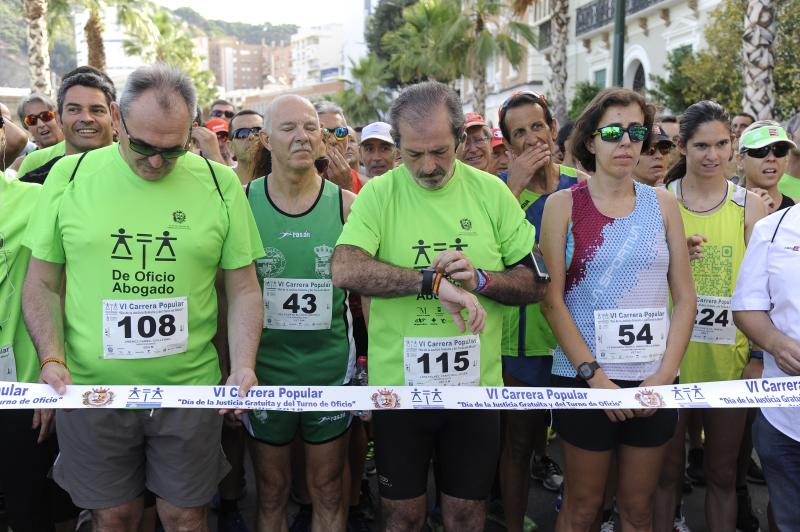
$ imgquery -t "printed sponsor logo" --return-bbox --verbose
[634,388,665,408]
[82,387,115,407]
[371,389,401,409]
[126,386,164,408]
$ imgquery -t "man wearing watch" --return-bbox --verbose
[332,81,546,532]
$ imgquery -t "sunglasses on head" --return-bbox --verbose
[499,91,549,117]
[322,127,349,141]
[210,110,234,119]
[646,143,673,156]
[24,110,56,127]
[744,143,790,159]
[120,112,189,160]
[593,124,649,143]
[231,126,262,139]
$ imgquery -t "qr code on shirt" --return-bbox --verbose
[691,244,734,296]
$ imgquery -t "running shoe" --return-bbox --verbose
[531,455,564,492]
[736,487,761,532]
[746,458,766,485]
[686,448,705,485]
[289,504,312,532]
[218,510,251,532]
[600,515,616,532]
[673,515,691,532]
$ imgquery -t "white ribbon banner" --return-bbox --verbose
[0,376,798,411]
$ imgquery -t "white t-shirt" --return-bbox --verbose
[731,205,800,443]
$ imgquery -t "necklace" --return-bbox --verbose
[679,180,728,214]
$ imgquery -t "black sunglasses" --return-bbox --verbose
[210,110,234,119]
[24,110,56,127]
[231,126,262,139]
[744,143,791,159]
[646,143,673,156]
[120,112,189,160]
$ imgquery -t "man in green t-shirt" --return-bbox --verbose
[18,66,116,183]
[23,64,264,530]
[332,81,547,531]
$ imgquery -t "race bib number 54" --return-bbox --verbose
[595,308,668,364]
[103,297,188,359]
[404,335,480,386]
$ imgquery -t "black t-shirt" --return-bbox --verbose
[19,155,65,184]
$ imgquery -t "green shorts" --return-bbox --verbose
[245,409,352,446]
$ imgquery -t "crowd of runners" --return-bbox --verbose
[1,62,799,532]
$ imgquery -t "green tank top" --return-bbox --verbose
[667,179,749,382]
[247,176,354,386]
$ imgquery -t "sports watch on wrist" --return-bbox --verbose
[576,361,601,381]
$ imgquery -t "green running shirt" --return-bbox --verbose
[0,176,42,383]
[247,176,354,386]
[17,140,66,179]
[336,160,536,387]
[25,145,265,386]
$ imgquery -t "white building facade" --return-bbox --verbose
[291,24,346,88]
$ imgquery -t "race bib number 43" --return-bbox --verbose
[103,297,188,359]
[595,308,668,364]
[691,296,736,345]
[404,336,480,386]
[264,279,333,330]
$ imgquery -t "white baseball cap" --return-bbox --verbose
[360,121,394,145]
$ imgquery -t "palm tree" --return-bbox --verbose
[333,55,394,125]
[454,0,537,117]
[741,0,776,119]
[24,0,52,97]
[512,0,570,123]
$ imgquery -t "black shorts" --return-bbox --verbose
[551,375,677,452]
[372,409,500,500]
[0,410,81,529]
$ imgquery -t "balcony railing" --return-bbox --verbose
[575,0,665,36]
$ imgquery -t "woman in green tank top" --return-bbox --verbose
[654,102,766,532]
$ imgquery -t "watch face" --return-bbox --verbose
[578,363,593,379]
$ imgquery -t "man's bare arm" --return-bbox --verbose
[2,120,29,170]
[332,244,421,297]
[479,264,546,306]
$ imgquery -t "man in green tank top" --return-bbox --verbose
[332,81,547,532]
[245,94,357,532]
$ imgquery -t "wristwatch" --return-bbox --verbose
[576,361,601,381]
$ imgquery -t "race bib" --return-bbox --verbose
[595,308,668,364]
[102,297,188,359]
[0,345,17,382]
[691,296,736,345]
[264,279,332,330]
[404,335,480,386]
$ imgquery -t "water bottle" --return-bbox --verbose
[353,356,370,420]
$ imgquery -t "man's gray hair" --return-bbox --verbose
[119,64,197,121]
[389,81,464,147]
[17,93,56,124]
[314,100,344,118]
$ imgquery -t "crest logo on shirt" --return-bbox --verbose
[172,211,186,224]
[257,247,286,278]
[314,245,333,278]
[82,387,115,407]
[460,218,472,231]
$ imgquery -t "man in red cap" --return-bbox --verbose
[205,117,234,166]
[457,111,492,173]
[489,127,509,176]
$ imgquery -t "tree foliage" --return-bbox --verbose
[365,0,418,87]
[331,54,393,126]
[568,82,603,121]
[649,0,800,119]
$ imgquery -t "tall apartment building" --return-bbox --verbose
[291,24,345,88]
[208,38,270,92]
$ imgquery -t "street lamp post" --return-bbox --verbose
[612,0,625,86]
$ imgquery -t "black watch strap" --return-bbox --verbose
[421,268,435,296]
[577,361,601,381]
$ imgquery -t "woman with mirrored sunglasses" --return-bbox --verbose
[539,88,695,532]
[655,101,766,532]
[737,121,796,214]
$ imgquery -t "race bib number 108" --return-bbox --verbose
[103,297,188,359]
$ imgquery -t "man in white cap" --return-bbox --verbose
[359,121,396,180]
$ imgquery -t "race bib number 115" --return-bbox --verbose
[404,335,480,386]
